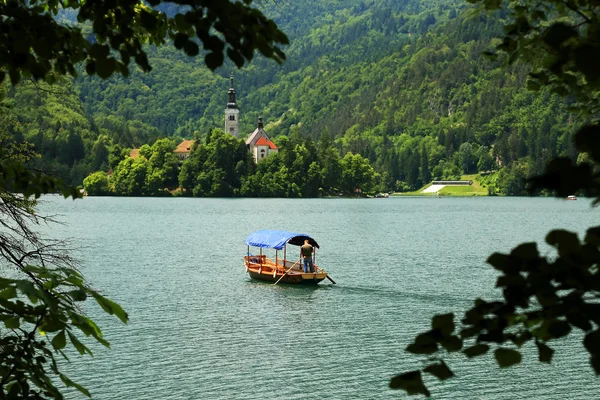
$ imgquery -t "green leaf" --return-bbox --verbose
[440,335,463,352]
[40,316,66,333]
[389,370,431,396]
[546,230,580,255]
[592,356,600,375]
[535,341,554,363]
[173,33,188,49]
[574,45,600,84]
[463,343,489,358]
[460,325,482,338]
[16,280,38,298]
[584,227,600,247]
[423,361,454,381]
[0,278,12,289]
[71,313,102,337]
[496,274,525,289]
[511,242,539,260]
[67,331,92,356]
[509,331,532,347]
[227,48,244,68]
[7,381,21,397]
[60,374,91,398]
[494,348,522,368]
[51,330,67,351]
[487,253,510,271]
[68,289,88,302]
[0,286,17,299]
[92,292,128,323]
[95,58,116,79]
[575,125,600,163]
[432,313,455,335]
[406,331,438,355]
[542,23,577,48]
[567,312,592,332]
[547,320,571,339]
[88,43,110,59]
[184,41,199,56]
[205,51,224,70]
[4,317,20,329]
[583,330,600,356]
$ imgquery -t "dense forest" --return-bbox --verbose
[0,0,584,196]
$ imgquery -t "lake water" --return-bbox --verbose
[38,196,600,399]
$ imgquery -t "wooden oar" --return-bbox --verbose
[315,266,336,284]
[274,258,301,285]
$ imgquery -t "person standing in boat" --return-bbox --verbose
[300,239,314,273]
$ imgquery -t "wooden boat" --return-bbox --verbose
[244,230,335,285]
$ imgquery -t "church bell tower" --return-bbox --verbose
[224,74,239,137]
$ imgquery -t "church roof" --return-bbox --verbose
[174,140,195,153]
[246,127,267,145]
[246,116,270,146]
[255,136,278,150]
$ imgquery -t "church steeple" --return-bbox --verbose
[227,74,237,109]
[257,115,264,130]
[224,74,239,137]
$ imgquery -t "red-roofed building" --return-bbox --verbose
[130,148,139,158]
[254,135,278,161]
[246,116,278,162]
[174,140,195,160]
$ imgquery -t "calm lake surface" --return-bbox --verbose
[39,196,600,399]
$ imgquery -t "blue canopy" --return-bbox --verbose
[245,230,320,250]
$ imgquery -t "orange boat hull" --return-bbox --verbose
[247,269,326,284]
[244,255,328,284]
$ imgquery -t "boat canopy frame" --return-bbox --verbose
[245,230,320,250]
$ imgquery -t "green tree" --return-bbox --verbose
[420,144,431,186]
[318,132,342,193]
[496,162,527,195]
[458,142,477,174]
[477,146,495,172]
[147,138,179,189]
[179,129,253,197]
[91,136,110,171]
[340,152,378,195]
[83,171,110,195]
[112,156,150,196]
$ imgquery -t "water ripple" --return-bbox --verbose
[38,197,600,399]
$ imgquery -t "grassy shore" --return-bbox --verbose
[391,174,490,197]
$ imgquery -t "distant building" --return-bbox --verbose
[173,140,195,160]
[129,139,195,161]
[224,74,239,137]
[225,76,278,162]
[246,116,278,162]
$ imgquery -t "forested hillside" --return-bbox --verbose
[1,0,583,195]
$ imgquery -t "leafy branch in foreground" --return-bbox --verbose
[391,225,600,396]
[0,147,128,398]
[0,0,289,84]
